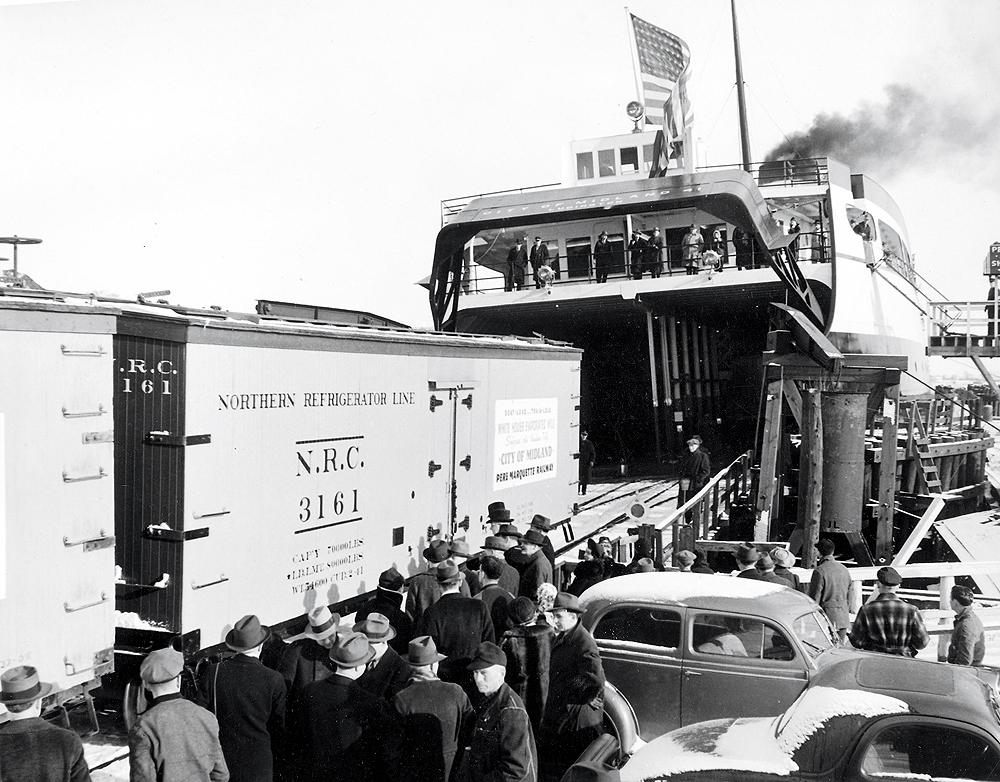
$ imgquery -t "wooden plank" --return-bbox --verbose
[798,388,822,567]
[875,383,898,564]
[783,378,803,428]
[755,377,784,540]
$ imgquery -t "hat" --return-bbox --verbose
[816,538,836,556]
[499,524,522,539]
[449,539,472,558]
[306,606,340,641]
[487,501,506,517]
[467,642,507,670]
[489,508,512,523]
[755,554,775,571]
[637,558,654,573]
[1,666,53,705]
[508,596,536,625]
[329,632,375,668]
[551,592,585,614]
[676,550,696,566]
[736,543,760,565]
[483,535,507,552]
[139,648,184,685]
[378,566,404,592]
[423,540,450,563]
[403,635,447,666]
[436,559,466,585]
[876,566,902,586]
[599,231,608,237]
[226,615,271,651]
[686,435,702,446]
[522,529,546,547]
[353,612,397,641]
[530,514,552,532]
[771,548,796,568]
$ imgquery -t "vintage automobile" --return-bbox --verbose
[581,572,851,746]
[564,652,1000,782]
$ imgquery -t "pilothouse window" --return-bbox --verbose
[577,152,594,181]
[620,146,639,174]
[598,149,616,177]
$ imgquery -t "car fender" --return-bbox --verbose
[604,680,643,755]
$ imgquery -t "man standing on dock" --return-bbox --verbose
[808,539,852,641]
[947,585,985,666]
[849,567,930,657]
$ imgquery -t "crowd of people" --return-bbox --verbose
[0,508,987,782]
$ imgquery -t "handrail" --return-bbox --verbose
[655,450,755,541]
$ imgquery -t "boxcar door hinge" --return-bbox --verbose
[146,432,212,447]
[429,395,444,412]
[459,455,472,471]
[461,394,473,409]
[428,461,442,477]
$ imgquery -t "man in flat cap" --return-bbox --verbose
[481,535,521,596]
[850,567,930,657]
[392,636,474,782]
[355,613,410,702]
[518,529,553,600]
[355,566,414,655]
[293,632,396,782]
[129,647,229,782]
[809,538,852,640]
[0,665,91,782]
[406,539,450,625]
[418,559,495,695]
[460,642,537,782]
[198,615,286,782]
[948,584,986,666]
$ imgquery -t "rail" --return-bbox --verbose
[928,299,1000,356]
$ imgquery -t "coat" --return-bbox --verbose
[357,645,411,702]
[809,555,852,630]
[392,670,474,782]
[418,592,496,683]
[542,621,604,738]
[293,674,397,782]
[406,571,443,625]
[476,582,516,640]
[0,717,91,782]
[680,448,711,491]
[579,439,596,487]
[567,559,604,597]
[774,566,802,591]
[128,693,229,782]
[500,622,554,734]
[197,654,286,782]
[277,638,337,704]
[460,682,537,782]
[518,550,553,600]
[485,555,521,597]
[355,588,414,655]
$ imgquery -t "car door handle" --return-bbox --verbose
[683,670,702,677]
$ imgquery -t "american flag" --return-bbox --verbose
[630,13,693,143]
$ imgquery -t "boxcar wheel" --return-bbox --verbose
[123,678,148,731]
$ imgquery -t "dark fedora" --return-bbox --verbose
[522,529,546,547]
[378,566,404,592]
[507,596,536,626]
[498,524,522,539]
[530,514,552,532]
[449,539,472,558]
[329,631,375,668]
[483,535,507,552]
[424,540,450,563]
[736,543,760,565]
[353,612,397,642]
[551,592,585,614]
[403,635,447,666]
[436,559,466,585]
[226,614,271,651]
[139,647,184,685]
[467,641,507,670]
[0,666,52,705]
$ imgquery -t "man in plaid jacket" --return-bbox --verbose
[849,567,929,657]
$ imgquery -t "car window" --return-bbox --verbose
[792,610,836,659]
[861,724,1000,781]
[692,613,795,661]
[593,606,681,650]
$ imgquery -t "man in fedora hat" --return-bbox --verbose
[129,647,229,782]
[481,535,521,596]
[460,642,537,782]
[850,567,930,657]
[278,605,340,701]
[355,613,410,702]
[733,542,762,579]
[355,566,414,655]
[487,501,512,537]
[538,593,604,782]
[418,559,495,695]
[198,615,286,782]
[500,524,530,573]
[675,549,696,572]
[754,552,786,586]
[679,435,711,509]
[406,539,451,625]
[294,632,396,782]
[500,596,553,735]
[578,429,596,495]
[770,548,802,591]
[808,538,852,640]
[392,636,474,782]
[518,529,553,600]
[450,538,483,596]
[529,515,556,573]
[0,665,91,782]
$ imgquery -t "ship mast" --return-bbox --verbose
[731,0,752,171]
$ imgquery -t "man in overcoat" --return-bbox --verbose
[592,231,613,283]
[276,606,340,703]
[0,665,92,782]
[461,642,537,782]
[392,636,474,782]
[506,239,529,291]
[129,647,229,782]
[198,615,286,782]
[529,236,550,289]
[481,535,521,596]
[476,555,516,640]
[529,515,557,574]
[406,539,450,625]
[500,596,553,735]
[450,538,483,596]
[518,529,553,600]
[355,566,413,655]
[808,538,852,640]
[578,430,596,495]
[354,612,410,702]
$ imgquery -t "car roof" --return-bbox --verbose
[580,572,818,623]
[809,650,1000,730]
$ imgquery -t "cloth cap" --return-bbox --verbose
[676,550,696,565]
[530,514,552,532]
[483,535,507,552]
[507,596,536,625]
[551,592,585,614]
[423,540,450,563]
[403,635,447,666]
[736,543,760,565]
[378,566,404,592]
[449,539,471,558]
[329,632,375,668]
[226,614,271,652]
[140,648,184,684]
[687,435,702,445]
[353,612,397,641]
[877,566,902,586]
[522,529,546,547]
[436,559,466,584]
[0,666,53,705]
[771,548,796,568]
[306,606,340,641]
[467,642,507,670]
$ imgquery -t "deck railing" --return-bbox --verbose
[928,299,1000,355]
